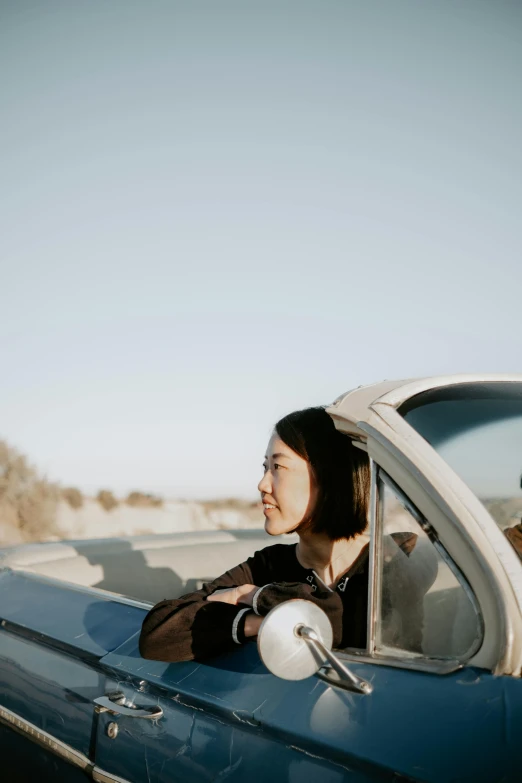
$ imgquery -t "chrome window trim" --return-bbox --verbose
[366,457,379,654]
[93,767,132,783]
[331,650,463,676]
[0,702,132,782]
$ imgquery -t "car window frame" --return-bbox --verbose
[336,455,484,676]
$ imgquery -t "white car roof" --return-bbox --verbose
[326,373,522,433]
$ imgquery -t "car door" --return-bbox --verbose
[92,631,521,783]
[91,468,522,783]
[93,636,361,783]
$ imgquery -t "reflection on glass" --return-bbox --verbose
[377,477,482,659]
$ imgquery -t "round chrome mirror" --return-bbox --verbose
[257,599,333,681]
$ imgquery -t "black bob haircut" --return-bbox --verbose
[274,406,370,541]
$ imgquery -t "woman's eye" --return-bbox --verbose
[274,463,282,471]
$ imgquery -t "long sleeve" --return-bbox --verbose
[139,542,347,662]
[139,559,256,662]
[252,582,344,647]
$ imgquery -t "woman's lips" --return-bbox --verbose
[262,503,278,514]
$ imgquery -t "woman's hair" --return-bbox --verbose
[275,406,370,541]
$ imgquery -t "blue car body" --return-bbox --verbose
[2,376,522,782]
[1,568,521,783]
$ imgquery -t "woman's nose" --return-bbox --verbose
[258,471,272,494]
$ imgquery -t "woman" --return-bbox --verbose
[139,406,378,662]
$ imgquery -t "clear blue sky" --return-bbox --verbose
[1,1,521,498]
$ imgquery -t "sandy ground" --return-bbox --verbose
[1,495,521,548]
[0,499,264,546]
[55,499,264,540]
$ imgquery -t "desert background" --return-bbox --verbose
[0,439,263,547]
[2,435,522,550]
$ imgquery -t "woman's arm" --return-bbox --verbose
[139,544,345,661]
[250,582,344,646]
[206,583,258,606]
[139,559,259,662]
[206,580,344,646]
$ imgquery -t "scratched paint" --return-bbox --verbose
[93,637,522,782]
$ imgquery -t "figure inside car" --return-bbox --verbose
[139,407,436,662]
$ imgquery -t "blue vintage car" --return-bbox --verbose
[1,375,522,783]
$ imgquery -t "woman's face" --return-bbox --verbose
[258,431,318,536]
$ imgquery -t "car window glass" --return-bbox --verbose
[376,472,482,660]
[400,384,522,563]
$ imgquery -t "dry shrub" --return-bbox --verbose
[0,440,60,542]
[126,491,163,508]
[96,489,118,512]
[62,486,84,509]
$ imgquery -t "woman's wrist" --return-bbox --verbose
[244,612,263,637]
[236,584,258,606]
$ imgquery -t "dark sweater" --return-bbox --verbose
[139,533,431,663]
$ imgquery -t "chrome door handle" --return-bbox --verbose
[94,692,163,720]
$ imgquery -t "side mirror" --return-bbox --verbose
[257,600,372,694]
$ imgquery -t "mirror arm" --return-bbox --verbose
[297,625,372,694]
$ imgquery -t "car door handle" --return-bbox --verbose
[94,692,163,720]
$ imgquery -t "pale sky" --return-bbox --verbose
[1,1,521,498]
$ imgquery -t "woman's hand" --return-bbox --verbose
[206,584,258,606]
